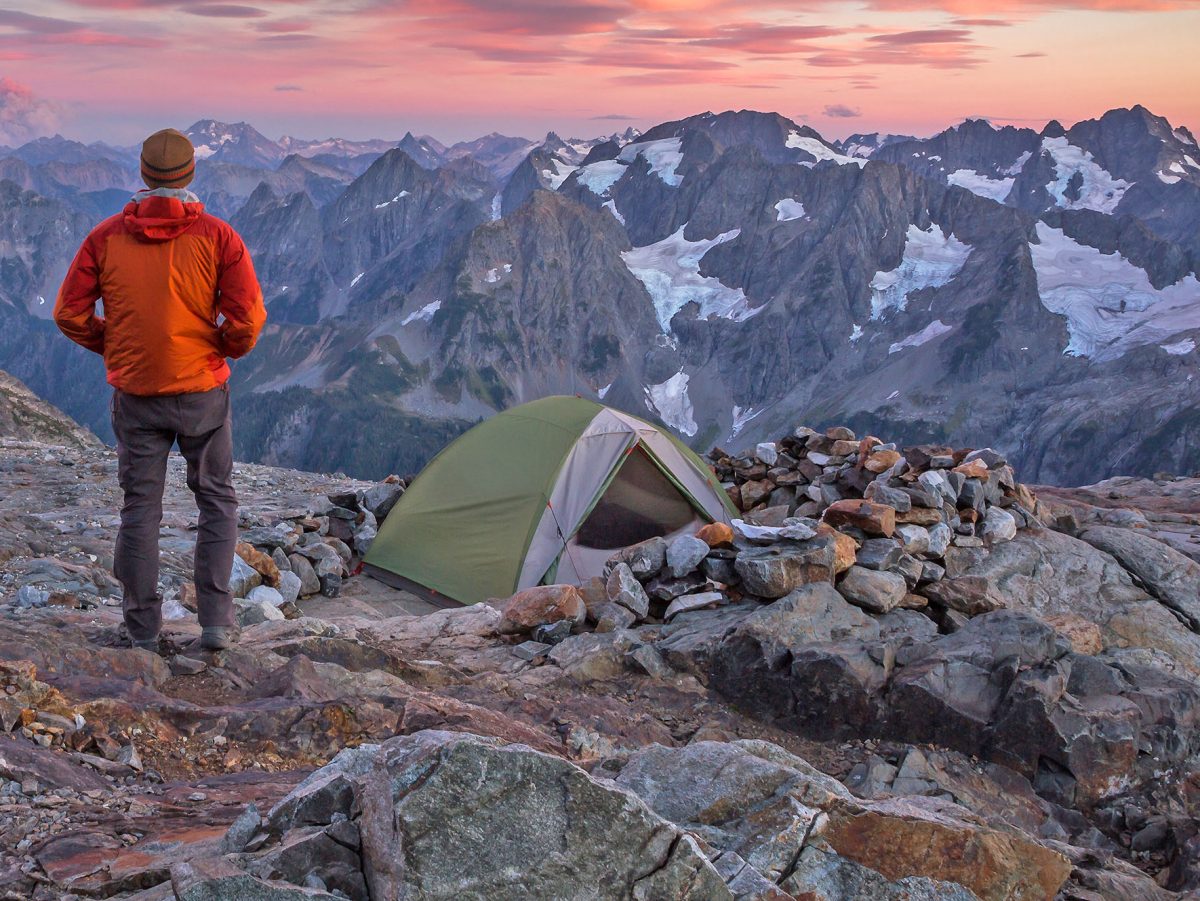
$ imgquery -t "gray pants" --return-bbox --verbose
[111,385,238,641]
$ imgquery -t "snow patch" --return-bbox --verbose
[1041,136,1130,214]
[887,390,900,400]
[484,268,500,283]
[490,192,502,221]
[774,198,807,222]
[1159,160,1188,185]
[1161,338,1195,355]
[621,226,759,331]
[598,382,613,400]
[1030,222,1200,361]
[731,405,762,437]
[618,137,684,186]
[644,371,697,436]
[1175,128,1195,147]
[602,199,625,225]
[350,272,365,287]
[947,169,1013,202]
[542,158,578,190]
[1005,151,1032,176]
[786,132,867,168]
[889,319,953,354]
[869,224,972,321]
[849,324,863,343]
[576,160,627,196]
[401,301,441,326]
[375,190,409,209]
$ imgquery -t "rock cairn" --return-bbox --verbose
[216,480,404,628]
[502,425,1041,650]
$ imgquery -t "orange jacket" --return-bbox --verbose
[54,190,266,396]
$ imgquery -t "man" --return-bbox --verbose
[54,128,267,653]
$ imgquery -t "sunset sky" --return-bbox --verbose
[1,0,1197,147]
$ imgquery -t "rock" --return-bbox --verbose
[606,563,650,618]
[277,570,303,606]
[895,524,930,555]
[223,803,262,853]
[666,534,710,578]
[921,576,1008,615]
[927,523,952,557]
[740,478,774,509]
[531,619,573,645]
[817,524,858,574]
[499,584,586,635]
[318,573,342,598]
[856,538,904,571]
[783,843,981,901]
[1077,525,1200,631]
[548,631,636,681]
[755,442,779,465]
[664,591,724,620]
[822,499,896,537]
[627,644,675,679]
[363,483,404,520]
[918,471,958,507]
[359,730,728,901]
[594,602,638,632]
[865,482,913,512]
[696,522,734,548]
[288,555,321,597]
[606,536,667,578]
[821,796,1071,901]
[734,540,836,599]
[512,640,551,661]
[230,554,263,599]
[171,857,342,900]
[237,542,281,588]
[718,583,880,660]
[267,745,379,834]
[838,566,908,614]
[116,743,142,772]
[248,585,285,608]
[236,598,286,626]
[980,507,1017,542]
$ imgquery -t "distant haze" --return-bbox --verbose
[2,1,1197,145]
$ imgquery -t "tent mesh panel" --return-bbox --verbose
[574,447,696,550]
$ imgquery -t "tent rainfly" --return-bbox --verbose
[363,396,735,606]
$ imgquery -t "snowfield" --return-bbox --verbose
[401,301,441,326]
[541,159,578,190]
[947,169,1013,202]
[1041,136,1130,214]
[644,371,697,436]
[731,404,763,437]
[1162,338,1196,355]
[889,320,953,354]
[869,224,972,320]
[576,160,627,196]
[1030,223,1200,361]
[602,199,625,225]
[774,198,807,221]
[617,137,685,186]
[786,132,867,168]
[621,226,760,331]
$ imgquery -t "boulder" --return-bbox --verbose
[822,499,896,537]
[666,535,710,578]
[231,554,263,599]
[734,539,836,599]
[696,522,734,548]
[980,507,1017,542]
[1078,525,1200,632]
[288,555,321,597]
[606,563,650,618]
[238,542,281,588]
[359,730,730,900]
[838,566,907,614]
[277,571,303,606]
[606,537,667,579]
[783,844,981,901]
[171,857,343,900]
[499,584,586,635]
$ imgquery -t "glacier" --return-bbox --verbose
[869,224,972,321]
[618,137,684,186]
[576,160,626,196]
[1030,222,1200,361]
[1041,136,1130,214]
[786,132,867,169]
[621,226,759,332]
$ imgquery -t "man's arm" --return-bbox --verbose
[216,228,267,359]
[53,235,106,354]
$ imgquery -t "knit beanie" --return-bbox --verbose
[140,128,195,189]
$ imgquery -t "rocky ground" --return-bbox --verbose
[0,426,1198,900]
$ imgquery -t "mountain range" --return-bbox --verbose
[1,107,1197,484]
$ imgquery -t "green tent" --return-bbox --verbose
[363,395,735,606]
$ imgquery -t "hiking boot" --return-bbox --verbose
[200,626,239,651]
[131,636,160,653]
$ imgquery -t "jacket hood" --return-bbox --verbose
[123,188,204,242]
